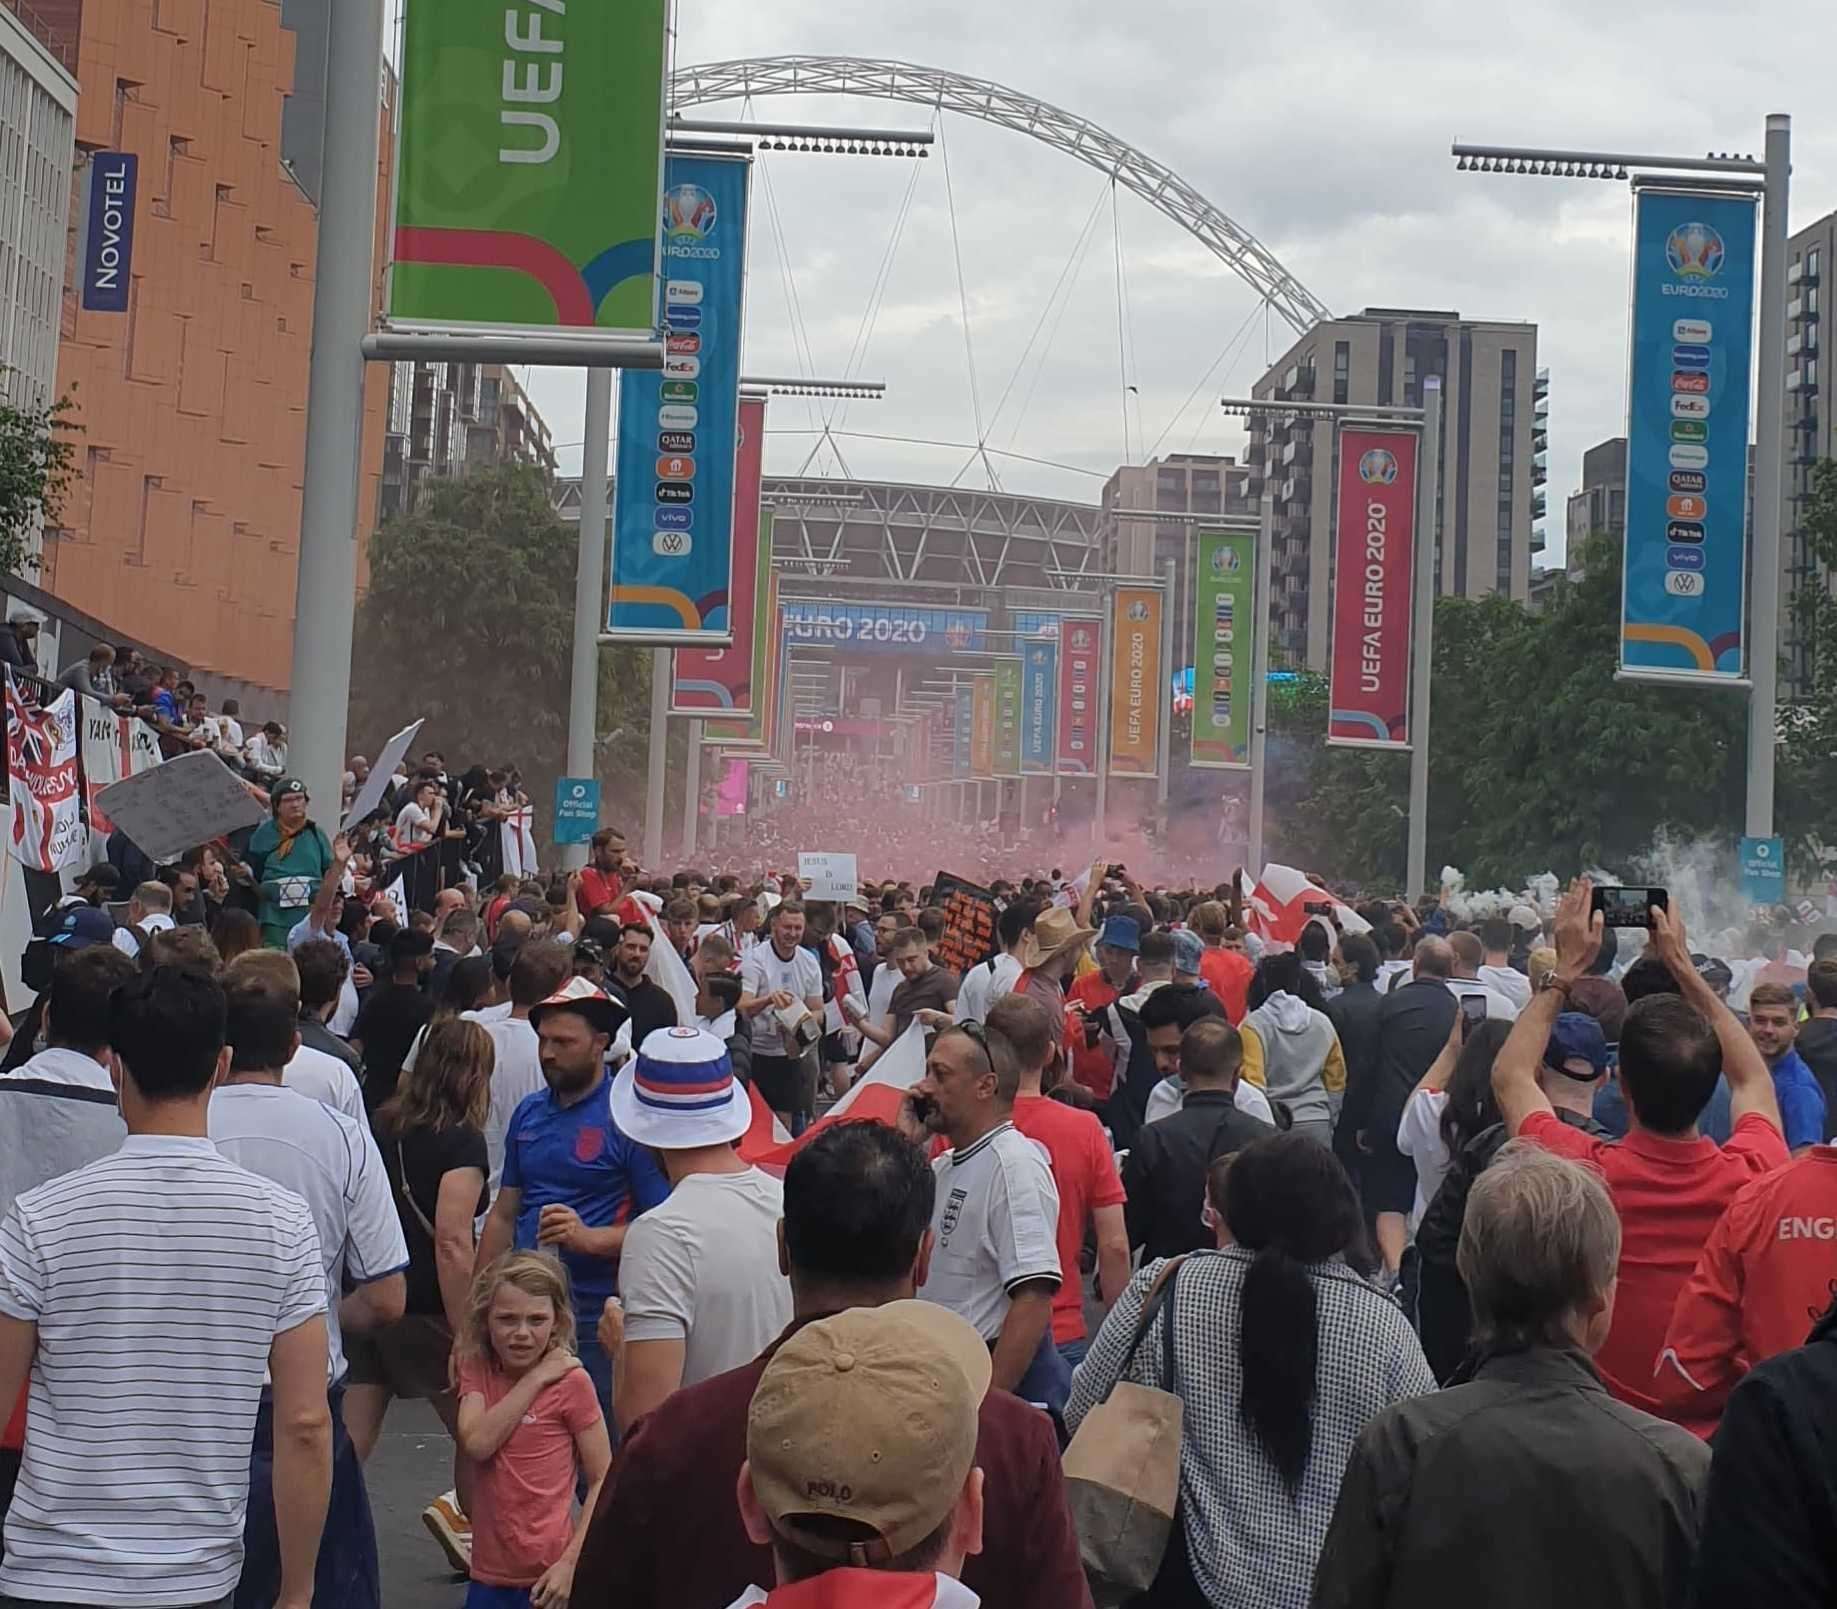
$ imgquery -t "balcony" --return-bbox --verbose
[1281,437,1313,468]
[1790,333,1807,357]
[1531,493,1548,520]
[1790,368,1816,392]
[1792,259,1819,286]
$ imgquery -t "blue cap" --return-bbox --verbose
[48,905,116,949]
[1171,929,1205,976]
[1544,1012,1610,1082]
[1098,915,1140,954]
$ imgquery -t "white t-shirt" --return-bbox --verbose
[1478,963,1533,1011]
[0,1135,324,1606]
[112,910,175,958]
[620,1168,792,1388]
[1395,1086,1451,1230]
[464,1001,515,1027]
[394,800,437,846]
[1142,1075,1276,1131]
[1448,978,1520,1022]
[482,1016,544,1197]
[954,952,1022,1024]
[285,1043,366,1124]
[740,943,823,1056]
[1377,959,1414,995]
[208,1082,409,1382]
[865,963,899,1036]
[918,1122,1061,1343]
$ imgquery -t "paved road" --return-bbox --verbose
[366,1398,468,1609]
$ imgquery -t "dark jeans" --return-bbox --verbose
[236,1383,378,1609]
[1012,1322,1072,1416]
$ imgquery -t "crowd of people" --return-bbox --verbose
[0,778,1835,1609]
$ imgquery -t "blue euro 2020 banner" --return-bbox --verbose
[1620,187,1757,683]
[608,151,749,643]
[1021,639,1057,774]
[781,601,989,655]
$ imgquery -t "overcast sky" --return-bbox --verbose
[510,0,1832,571]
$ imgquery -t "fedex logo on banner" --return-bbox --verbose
[1328,428,1418,749]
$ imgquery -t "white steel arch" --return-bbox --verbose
[670,55,1333,336]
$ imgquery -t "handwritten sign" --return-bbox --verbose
[95,748,266,863]
[798,852,859,904]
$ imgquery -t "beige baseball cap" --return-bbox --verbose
[746,1300,991,1565]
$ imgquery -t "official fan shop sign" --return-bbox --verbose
[930,871,999,974]
[1055,617,1101,775]
[798,852,859,904]
[609,150,750,643]
[80,152,137,313]
[94,749,265,865]
[1191,530,1254,769]
[388,0,666,336]
[5,679,84,873]
[1329,427,1418,749]
[1108,586,1163,780]
[672,397,767,713]
[1021,638,1057,775]
[79,705,160,841]
[1620,188,1758,684]
[553,777,600,845]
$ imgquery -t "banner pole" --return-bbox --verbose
[1746,115,1791,841]
[1248,487,1274,876]
[1405,377,1443,898]
[289,0,383,816]
[682,718,703,859]
[564,368,613,871]
[644,649,668,869]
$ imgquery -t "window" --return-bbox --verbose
[1812,248,1823,276]
[1333,341,1349,405]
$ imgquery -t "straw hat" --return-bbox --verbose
[1018,905,1097,969]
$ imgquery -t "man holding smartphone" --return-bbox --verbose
[1491,879,1787,1423]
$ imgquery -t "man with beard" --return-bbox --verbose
[476,978,669,1414]
[606,921,680,1048]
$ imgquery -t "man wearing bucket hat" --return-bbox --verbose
[1064,914,1140,1104]
[476,977,669,1412]
[605,1027,791,1434]
[732,1301,990,1607]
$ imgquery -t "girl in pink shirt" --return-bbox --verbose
[456,1252,611,1609]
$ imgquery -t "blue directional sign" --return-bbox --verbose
[553,777,601,845]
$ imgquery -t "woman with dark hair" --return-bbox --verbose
[1239,951,1346,1147]
[211,905,264,968]
[1068,1133,1434,1607]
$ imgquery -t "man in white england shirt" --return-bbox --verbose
[905,1021,1066,1412]
[738,902,823,1129]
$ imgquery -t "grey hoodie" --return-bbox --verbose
[1242,990,1343,1128]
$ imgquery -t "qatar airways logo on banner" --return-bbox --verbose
[1328,428,1418,750]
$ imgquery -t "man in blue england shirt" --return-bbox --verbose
[1746,981,1827,1152]
[477,977,668,1410]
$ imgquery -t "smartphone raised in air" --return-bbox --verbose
[1592,885,1668,929]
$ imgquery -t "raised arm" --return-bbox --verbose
[1493,878,1601,1134]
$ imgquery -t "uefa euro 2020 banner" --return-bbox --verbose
[1191,530,1254,769]
[1021,638,1057,775]
[388,0,666,336]
[671,395,767,713]
[1329,427,1419,749]
[609,151,751,643]
[1620,188,1758,684]
[1108,586,1163,780]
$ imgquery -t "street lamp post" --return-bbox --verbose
[1222,394,1437,885]
[1452,122,1790,845]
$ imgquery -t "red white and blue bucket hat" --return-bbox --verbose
[610,1025,750,1148]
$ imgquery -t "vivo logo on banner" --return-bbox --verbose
[81,153,138,313]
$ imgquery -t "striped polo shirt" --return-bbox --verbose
[0,1134,325,1606]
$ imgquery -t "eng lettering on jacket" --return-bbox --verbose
[1778,1216,1837,1241]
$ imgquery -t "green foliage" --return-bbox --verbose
[349,466,656,836]
[1778,459,1837,870]
[0,382,79,577]
[1257,532,1747,890]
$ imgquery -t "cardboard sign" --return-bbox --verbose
[798,852,859,903]
[930,870,998,974]
[343,718,424,829]
[95,748,266,863]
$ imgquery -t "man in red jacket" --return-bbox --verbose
[1657,1144,1837,1436]
[570,1121,1091,1609]
[1064,915,1141,1103]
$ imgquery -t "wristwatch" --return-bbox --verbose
[1547,975,1579,1001]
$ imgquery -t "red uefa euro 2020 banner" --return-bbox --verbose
[1055,616,1101,775]
[1329,427,1418,749]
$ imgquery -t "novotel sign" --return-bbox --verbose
[80,152,138,313]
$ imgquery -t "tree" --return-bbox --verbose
[349,465,657,838]
[1253,531,1747,890]
[0,381,78,576]
[1778,459,1837,870]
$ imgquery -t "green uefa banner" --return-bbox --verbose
[1191,529,1254,769]
[993,657,1022,777]
[388,0,666,334]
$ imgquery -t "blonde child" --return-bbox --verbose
[456,1252,611,1609]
